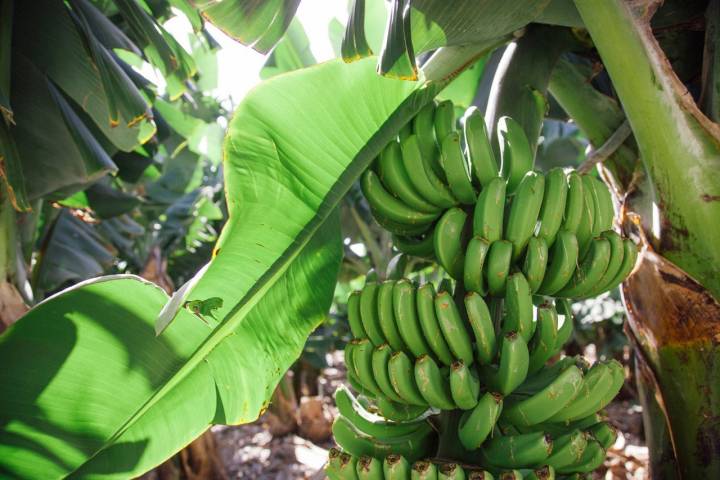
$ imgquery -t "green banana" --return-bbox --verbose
[464,236,490,295]
[378,140,442,214]
[527,305,559,374]
[360,282,386,346]
[546,361,616,423]
[503,272,534,342]
[581,175,602,239]
[347,366,376,399]
[561,172,584,234]
[415,354,456,410]
[545,430,588,472]
[588,422,617,450]
[473,177,506,244]
[401,134,457,209]
[501,364,583,427]
[523,465,555,480]
[537,168,569,247]
[378,281,407,351]
[484,332,530,396]
[537,231,579,296]
[417,283,455,366]
[522,237,548,293]
[504,171,545,261]
[348,290,368,339]
[590,176,614,232]
[583,230,624,298]
[516,356,580,396]
[497,116,534,194]
[372,344,408,403]
[413,101,444,179]
[441,131,477,204]
[480,431,553,469]
[338,451,360,480]
[458,391,504,450]
[389,351,428,406]
[464,108,500,188]
[582,177,610,235]
[435,100,456,150]
[357,455,384,479]
[361,170,439,226]
[594,360,625,414]
[450,360,481,410]
[393,280,433,358]
[552,299,574,354]
[556,438,604,474]
[376,396,429,422]
[385,454,412,480]
[594,238,638,294]
[335,385,430,438]
[556,237,611,298]
[412,460,439,480]
[332,415,435,463]
[435,290,475,365]
[465,292,498,365]
[327,447,343,480]
[574,181,595,258]
[439,462,468,480]
[434,207,468,279]
[345,340,360,382]
[373,209,435,236]
[394,233,436,259]
[353,338,384,394]
[486,240,513,296]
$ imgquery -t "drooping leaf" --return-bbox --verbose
[84,180,142,219]
[33,210,118,294]
[13,0,151,151]
[198,0,301,54]
[378,0,417,80]
[69,1,152,127]
[342,0,374,62]
[70,0,142,56]
[10,55,117,201]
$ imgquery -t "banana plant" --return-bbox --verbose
[1,0,719,479]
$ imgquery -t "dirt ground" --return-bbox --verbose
[213,351,650,479]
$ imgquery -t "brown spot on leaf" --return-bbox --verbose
[701,194,720,202]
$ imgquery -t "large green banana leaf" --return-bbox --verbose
[0,57,435,478]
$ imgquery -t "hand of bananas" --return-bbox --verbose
[361,101,638,300]
[333,100,636,479]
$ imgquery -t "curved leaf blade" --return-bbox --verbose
[0,209,339,478]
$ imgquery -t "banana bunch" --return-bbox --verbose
[340,277,623,474]
[360,100,638,300]
[339,98,633,478]
[327,420,615,480]
[433,169,637,300]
